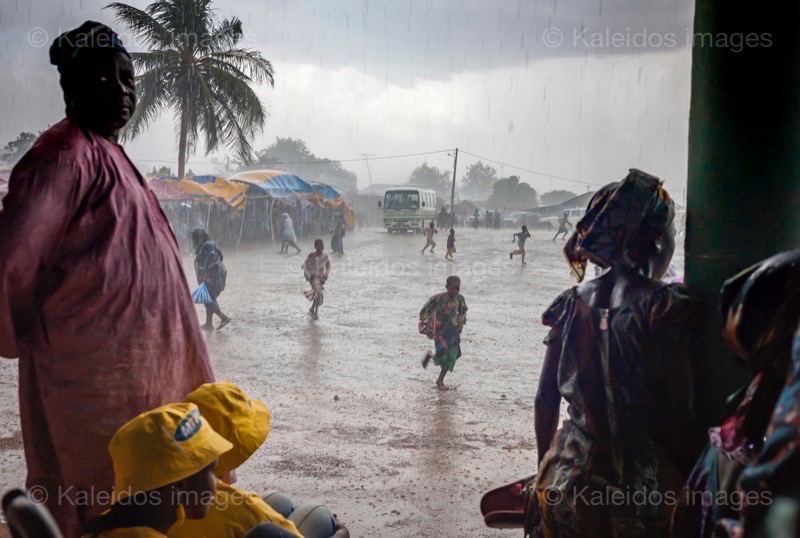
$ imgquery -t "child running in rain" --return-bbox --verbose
[280,213,301,255]
[419,276,468,390]
[510,225,532,265]
[421,221,438,254]
[303,239,331,320]
[445,229,456,260]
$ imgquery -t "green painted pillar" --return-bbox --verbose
[685,1,800,427]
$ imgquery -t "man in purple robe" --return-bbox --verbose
[0,22,215,536]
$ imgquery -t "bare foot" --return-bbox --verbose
[421,350,433,369]
[217,317,232,330]
[201,323,214,332]
[436,381,449,390]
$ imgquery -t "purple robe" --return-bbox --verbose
[0,119,215,536]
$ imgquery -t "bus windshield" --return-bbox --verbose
[384,191,420,210]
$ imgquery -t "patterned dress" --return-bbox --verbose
[419,292,468,371]
[534,284,702,537]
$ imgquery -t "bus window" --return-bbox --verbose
[385,191,420,210]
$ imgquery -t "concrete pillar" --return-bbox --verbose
[685,1,800,427]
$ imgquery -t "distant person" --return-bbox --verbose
[303,239,331,320]
[0,22,215,535]
[419,276,468,390]
[473,209,480,230]
[422,220,438,254]
[331,217,345,255]
[280,213,301,255]
[485,211,493,230]
[439,206,449,228]
[445,229,456,260]
[192,228,232,331]
[552,211,571,241]
[494,211,501,229]
[510,225,532,265]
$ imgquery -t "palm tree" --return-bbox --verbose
[107,0,274,177]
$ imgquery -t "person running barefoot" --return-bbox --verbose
[302,239,331,320]
[444,229,456,260]
[421,221,438,254]
[510,225,532,265]
[419,276,468,390]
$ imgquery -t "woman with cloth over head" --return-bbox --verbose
[532,169,704,537]
[192,228,232,331]
[671,249,800,537]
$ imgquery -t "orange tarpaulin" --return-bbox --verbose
[175,177,248,208]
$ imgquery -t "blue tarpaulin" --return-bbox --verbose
[228,171,317,198]
[309,182,341,200]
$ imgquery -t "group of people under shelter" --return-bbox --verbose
[0,19,799,538]
[478,169,800,537]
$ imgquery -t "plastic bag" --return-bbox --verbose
[191,283,213,304]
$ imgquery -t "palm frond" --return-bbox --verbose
[147,0,214,50]
[200,17,243,53]
[105,2,177,50]
[130,50,181,73]
[207,49,275,86]
[121,68,171,141]
[204,65,268,162]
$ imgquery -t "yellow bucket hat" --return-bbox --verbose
[184,382,271,476]
[109,402,232,503]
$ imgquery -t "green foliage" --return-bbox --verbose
[540,189,578,205]
[108,0,275,177]
[407,162,451,194]
[147,165,174,177]
[244,137,358,193]
[461,161,497,200]
[486,176,538,210]
[1,131,40,164]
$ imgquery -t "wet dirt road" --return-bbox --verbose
[0,227,684,537]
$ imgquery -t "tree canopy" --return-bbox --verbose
[1,131,41,164]
[407,162,451,195]
[147,165,174,177]
[244,137,358,193]
[461,161,497,201]
[109,0,275,177]
[486,176,538,210]
[540,189,578,205]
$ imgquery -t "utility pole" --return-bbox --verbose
[361,154,376,196]
[450,148,458,228]
[360,154,376,228]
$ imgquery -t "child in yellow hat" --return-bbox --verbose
[171,382,349,538]
[82,403,233,537]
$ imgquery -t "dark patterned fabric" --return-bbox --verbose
[672,250,800,537]
[734,330,800,534]
[563,169,674,282]
[419,292,468,372]
[534,284,702,537]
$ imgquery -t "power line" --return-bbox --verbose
[459,149,603,188]
[131,149,454,167]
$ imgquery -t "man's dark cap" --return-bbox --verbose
[49,21,130,73]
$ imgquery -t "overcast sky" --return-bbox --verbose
[0,0,695,198]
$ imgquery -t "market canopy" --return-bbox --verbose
[175,177,247,208]
[228,170,315,198]
[309,182,341,200]
[147,178,193,201]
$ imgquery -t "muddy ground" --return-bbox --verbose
[0,227,684,537]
